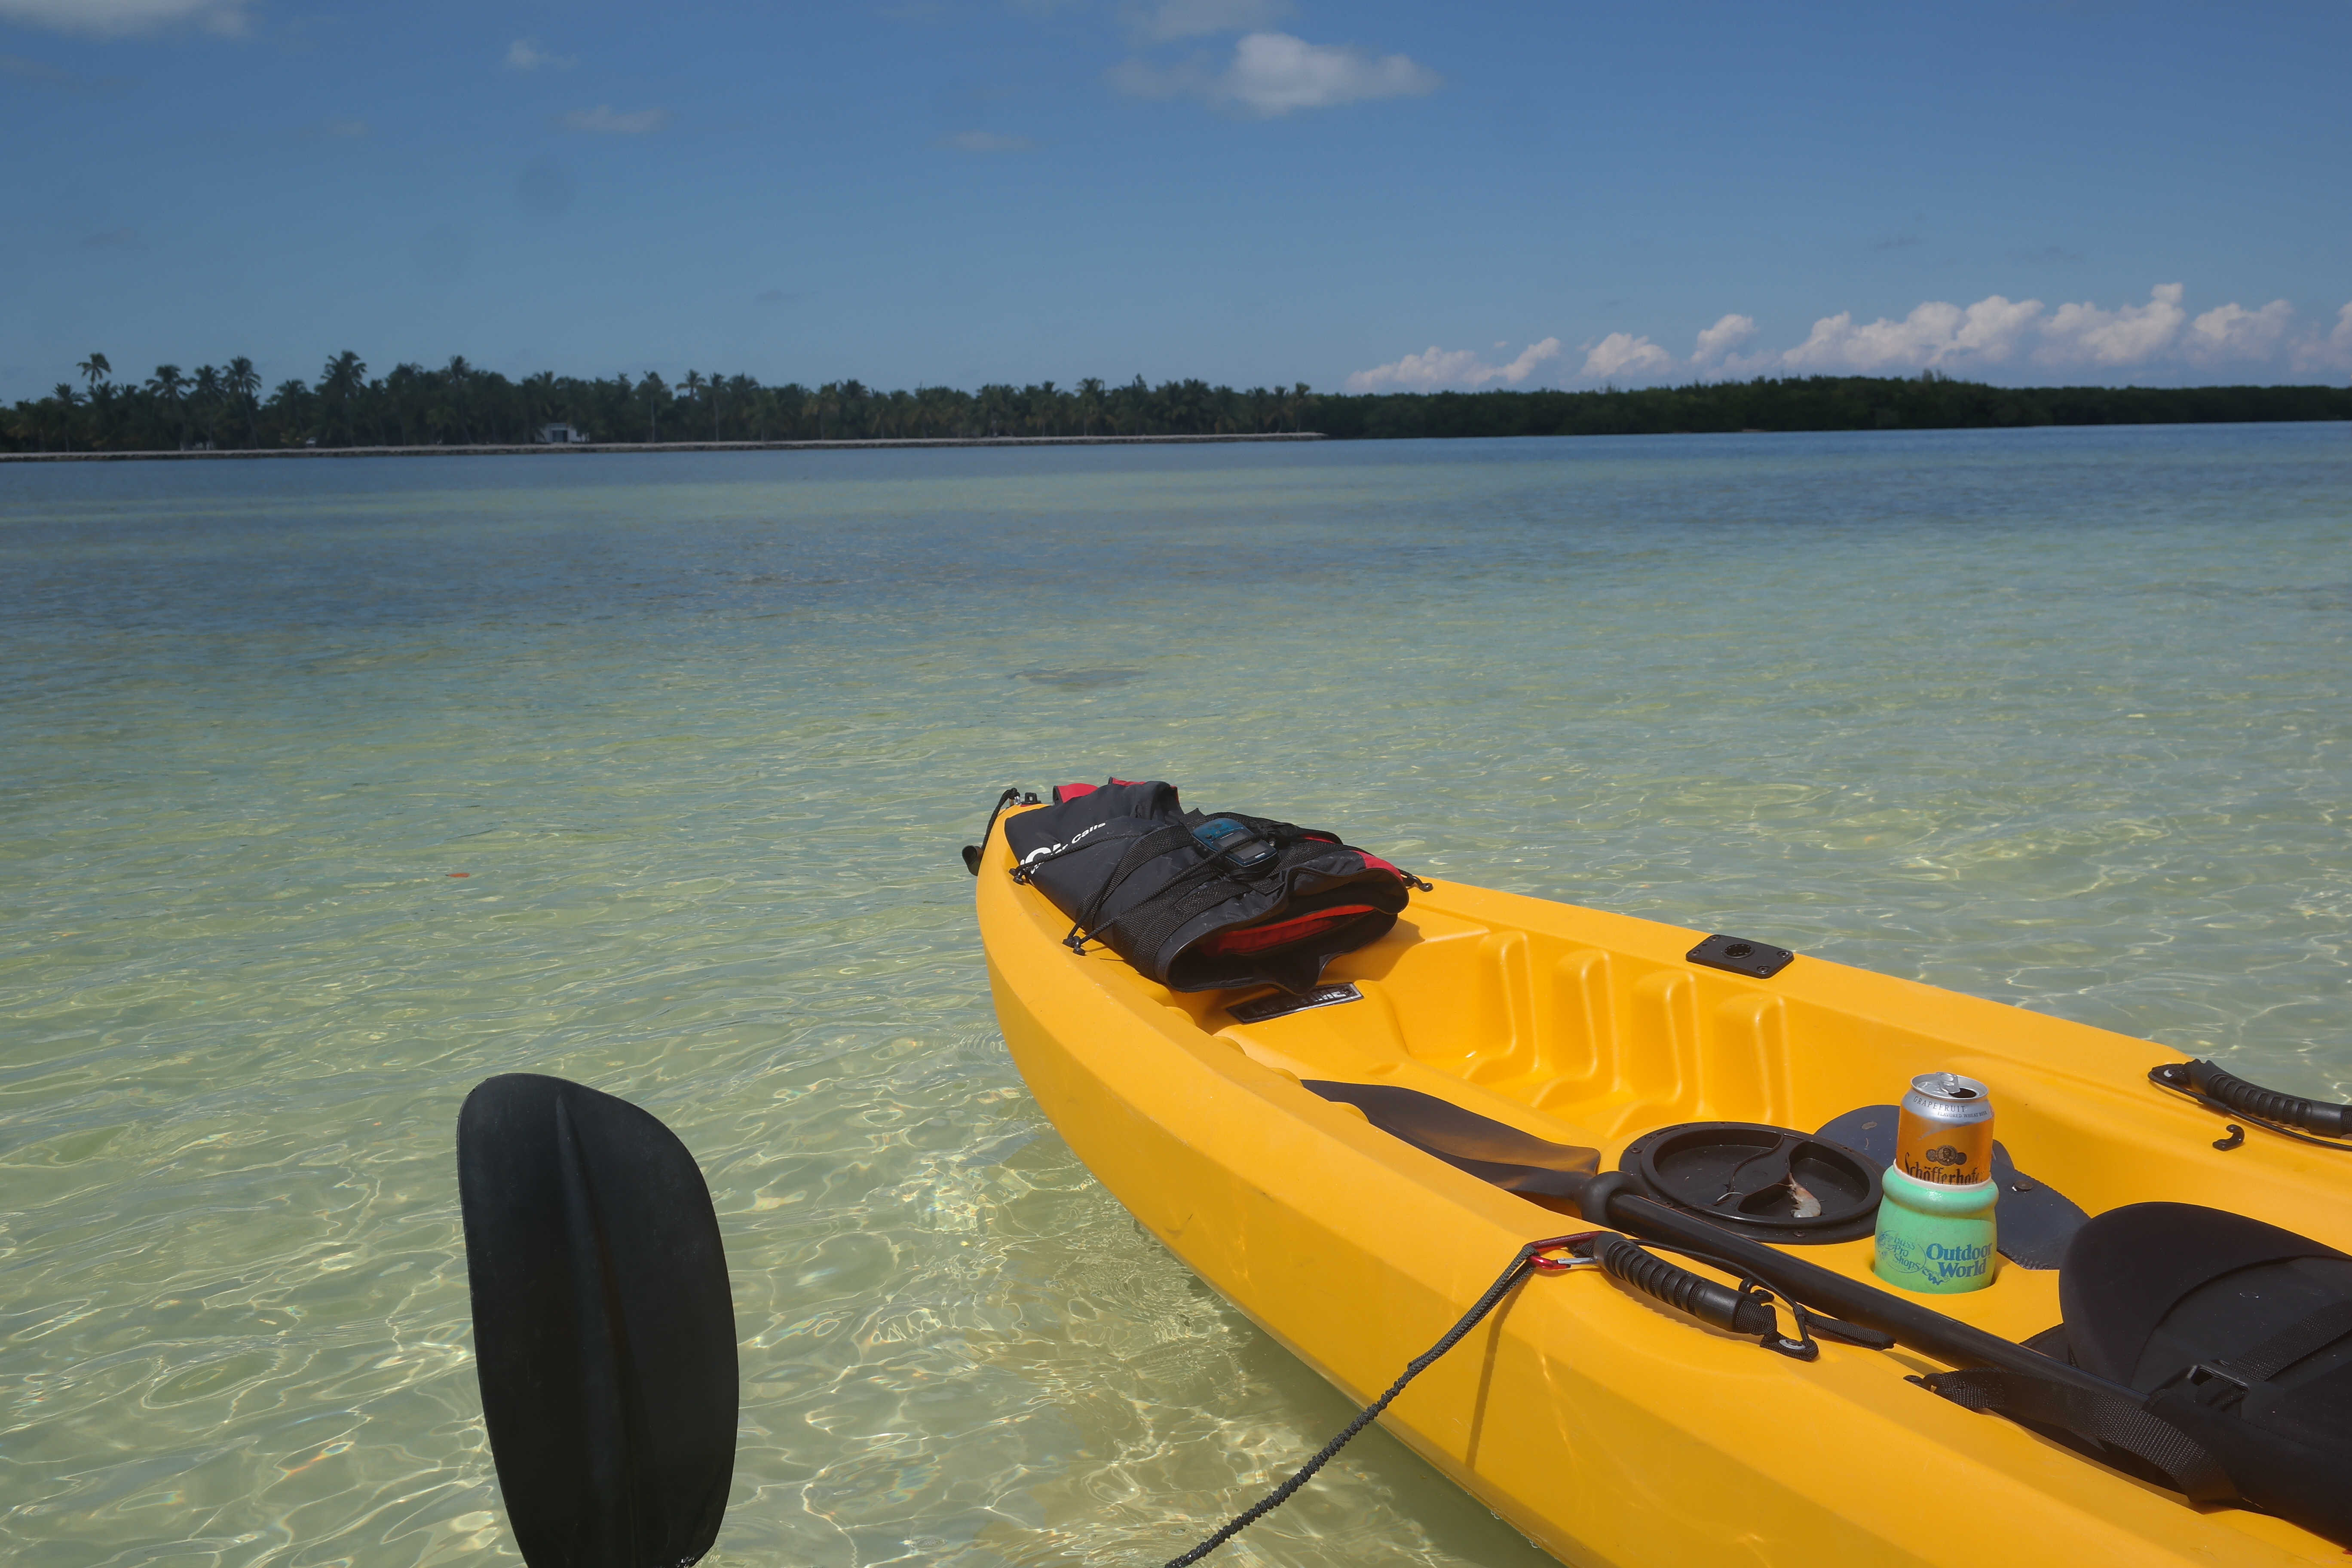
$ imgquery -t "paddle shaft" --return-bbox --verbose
[1606,1192,2141,1404]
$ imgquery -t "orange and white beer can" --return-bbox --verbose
[1895,1071,1994,1186]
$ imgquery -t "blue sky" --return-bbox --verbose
[4,0,2348,401]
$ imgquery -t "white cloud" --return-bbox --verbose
[939,129,1035,152]
[1489,339,1562,384]
[2293,303,2352,376]
[2186,299,2293,364]
[1782,294,2044,373]
[1122,0,1292,41]
[1579,333,1675,380]
[2036,283,2184,366]
[1690,313,1756,366]
[1114,31,1439,117]
[559,105,668,134]
[1345,338,1560,392]
[505,37,576,72]
[1343,286,2349,398]
[1774,287,2193,374]
[0,0,249,35]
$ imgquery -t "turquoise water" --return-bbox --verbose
[3,426,2349,1566]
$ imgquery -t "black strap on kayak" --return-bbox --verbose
[1911,1366,2235,1503]
[1161,1235,1587,1568]
[2210,1297,2352,1384]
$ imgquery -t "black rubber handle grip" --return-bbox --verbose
[1592,1234,1776,1338]
[2184,1060,2352,1136]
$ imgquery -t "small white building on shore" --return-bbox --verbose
[536,423,591,444]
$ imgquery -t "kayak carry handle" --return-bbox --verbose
[2148,1061,2352,1151]
[1585,1232,1779,1338]
[2170,1061,2352,1136]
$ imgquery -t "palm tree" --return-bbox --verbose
[49,384,82,451]
[191,364,225,448]
[680,370,706,440]
[726,374,755,441]
[518,370,557,438]
[364,377,393,445]
[318,351,367,446]
[226,357,260,447]
[968,383,995,437]
[639,372,667,441]
[77,352,110,398]
[385,363,424,445]
[147,365,187,447]
[270,377,311,444]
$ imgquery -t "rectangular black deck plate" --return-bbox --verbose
[1228,983,1363,1025]
[1687,934,1796,979]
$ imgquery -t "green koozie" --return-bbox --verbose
[1873,1163,1998,1293]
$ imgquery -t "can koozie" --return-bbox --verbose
[1873,1163,1998,1294]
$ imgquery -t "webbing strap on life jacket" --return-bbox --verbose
[1057,823,1200,952]
[1100,859,1275,960]
[1914,1366,2236,1504]
[1083,825,1331,960]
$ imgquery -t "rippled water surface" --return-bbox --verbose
[5,426,2350,1566]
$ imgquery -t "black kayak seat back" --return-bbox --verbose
[1946,1203,2352,1546]
[2061,1202,2352,1446]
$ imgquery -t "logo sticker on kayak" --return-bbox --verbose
[1228,983,1363,1025]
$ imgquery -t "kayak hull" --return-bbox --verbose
[977,808,2348,1565]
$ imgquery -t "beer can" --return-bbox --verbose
[1895,1071,1994,1186]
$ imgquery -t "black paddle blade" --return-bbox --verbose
[457,1073,737,1568]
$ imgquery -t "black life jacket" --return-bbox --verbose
[993,778,1420,995]
[1922,1201,2352,1546]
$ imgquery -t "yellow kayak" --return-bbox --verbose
[974,803,2352,1566]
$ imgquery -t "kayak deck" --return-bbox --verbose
[978,812,2351,1565]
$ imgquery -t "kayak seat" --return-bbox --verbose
[1931,1203,2352,1541]
[2061,1203,2352,1441]
[1814,1103,2089,1268]
[1304,1080,1599,1206]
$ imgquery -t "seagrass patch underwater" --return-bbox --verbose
[2,423,2348,1565]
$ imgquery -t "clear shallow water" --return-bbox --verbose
[3,426,2349,1566]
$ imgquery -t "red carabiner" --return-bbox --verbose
[1526,1231,1607,1272]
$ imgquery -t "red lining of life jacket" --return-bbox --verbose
[1054,777,1155,805]
[1197,904,1381,957]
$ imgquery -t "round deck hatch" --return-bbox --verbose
[1619,1122,1881,1244]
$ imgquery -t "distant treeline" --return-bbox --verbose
[2,352,1316,452]
[4,352,2346,453]
[1311,374,2352,439]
